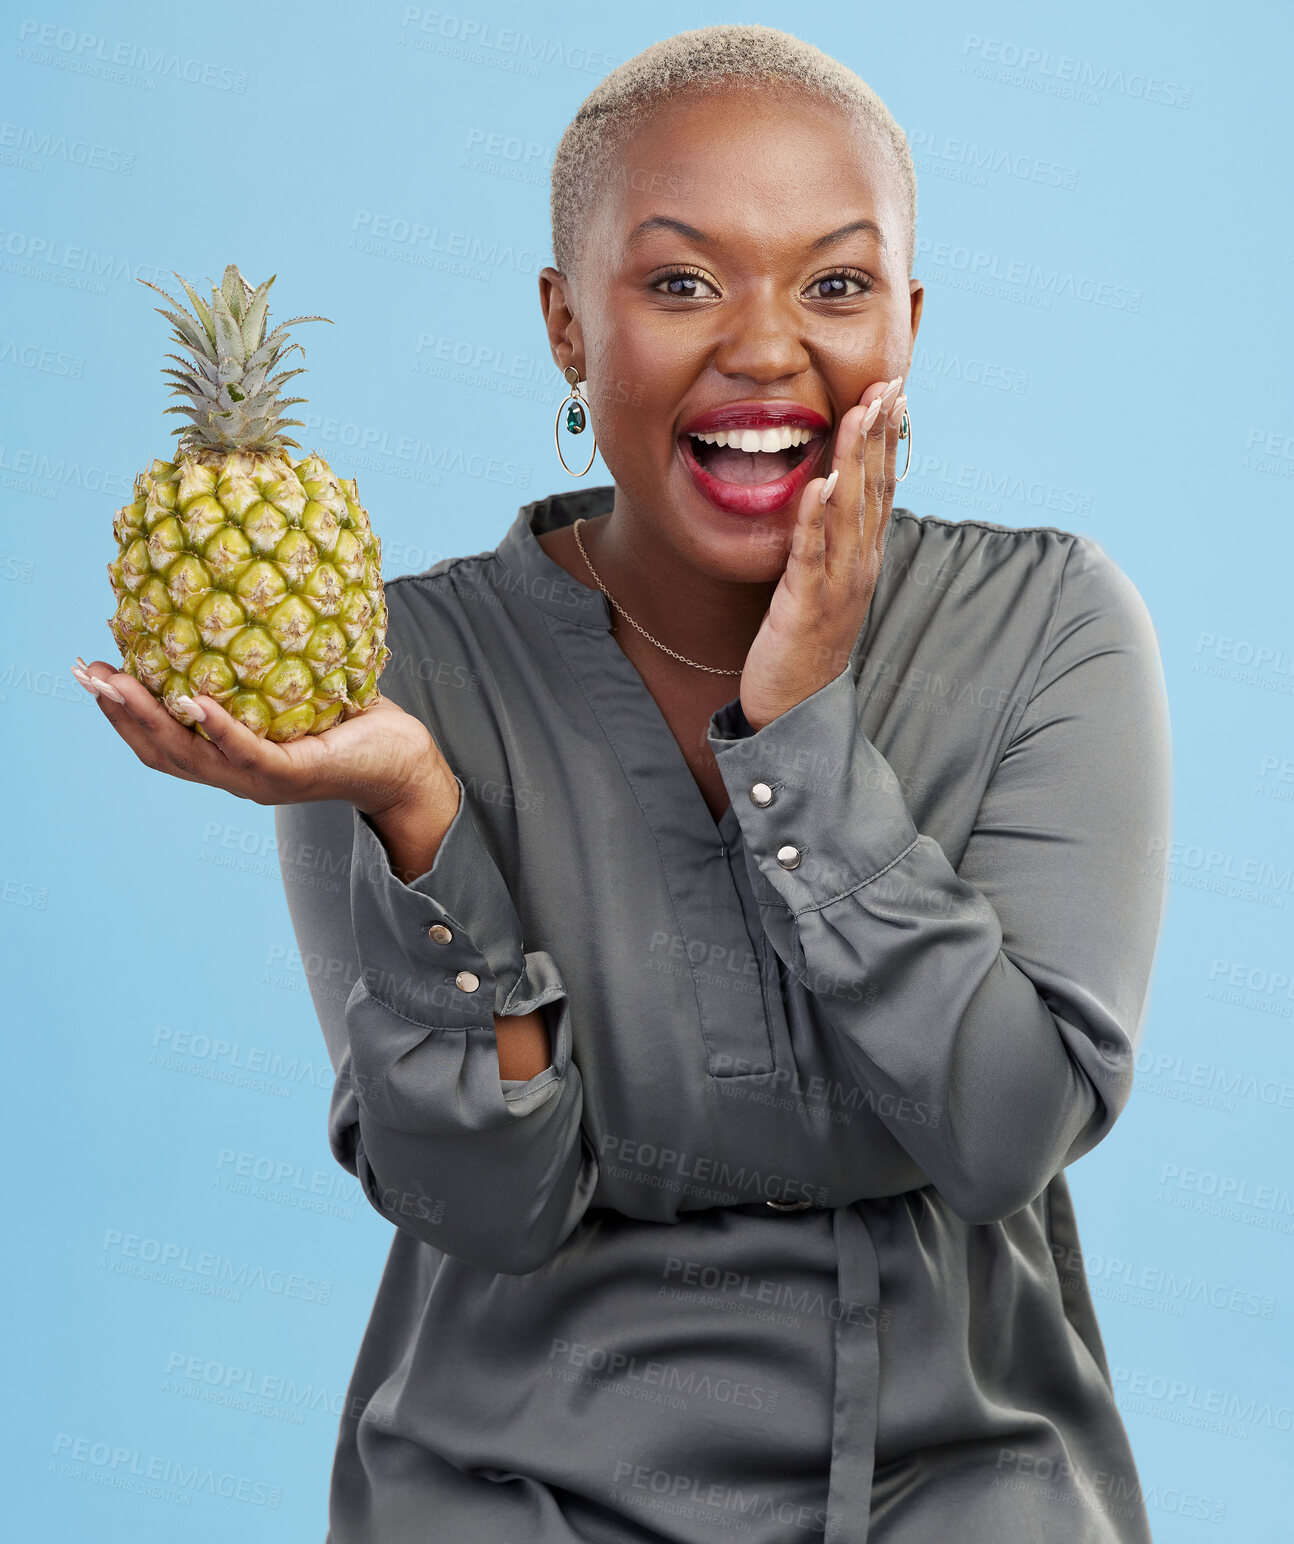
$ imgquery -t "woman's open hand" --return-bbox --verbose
[737,374,907,732]
[70,657,454,819]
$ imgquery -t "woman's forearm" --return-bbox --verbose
[367,778,554,1083]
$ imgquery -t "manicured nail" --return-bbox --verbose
[818,468,840,504]
[888,393,908,430]
[88,676,125,705]
[862,397,884,432]
[175,694,207,721]
[72,663,91,684]
[75,656,88,669]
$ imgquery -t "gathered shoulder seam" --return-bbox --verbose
[1013,533,1079,737]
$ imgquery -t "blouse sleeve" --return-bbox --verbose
[274,780,599,1275]
[706,534,1172,1225]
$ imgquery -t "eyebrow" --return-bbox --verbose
[626,215,887,254]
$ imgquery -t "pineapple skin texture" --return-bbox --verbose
[107,447,392,743]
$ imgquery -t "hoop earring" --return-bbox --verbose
[554,365,597,477]
[896,406,913,482]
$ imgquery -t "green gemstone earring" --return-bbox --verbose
[555,365,597,477]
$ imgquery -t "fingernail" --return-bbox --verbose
[175,694,206,721]
[818,469,840,505]
[888,393,908,429]
[88,676,125,705]
[863,397,884,432]
[75,656,88,669]
[72,663,91,684]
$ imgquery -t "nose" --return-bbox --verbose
[710,284,811,385]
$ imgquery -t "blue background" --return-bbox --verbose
[4,1,1291,1538]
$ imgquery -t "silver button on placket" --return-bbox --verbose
[766,1197,815,1210]
[776,845,802,870]
[750,781,774,808]
[455,970,480,993]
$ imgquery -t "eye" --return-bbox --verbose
[652,267,720,299]
[804,268,875,301]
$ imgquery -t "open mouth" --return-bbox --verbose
[677,421,829,516]
[686,425,820,485]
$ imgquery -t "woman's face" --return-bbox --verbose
[540,84,924,583]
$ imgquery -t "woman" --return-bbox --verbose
[74,24,1171,1544]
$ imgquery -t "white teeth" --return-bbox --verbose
[690,426,818,450]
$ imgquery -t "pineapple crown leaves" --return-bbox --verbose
[138,263,333,455]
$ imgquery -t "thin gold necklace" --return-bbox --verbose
[571,518,744,677]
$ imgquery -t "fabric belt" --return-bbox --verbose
[823,1204,881,1542]
[747,1199,880,1541]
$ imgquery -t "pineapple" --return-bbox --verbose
[107,263,391,744]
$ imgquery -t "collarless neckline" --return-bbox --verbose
[493,486,903,841]
[497,484,903,636]
[499,486,750,841]
[496,486,615,630]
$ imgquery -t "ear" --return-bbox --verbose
[906,279,924,371]
[538,266,586,380]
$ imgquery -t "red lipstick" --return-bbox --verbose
[676,398,830,517]
[679,400,830,436]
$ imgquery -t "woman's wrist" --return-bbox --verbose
[362,758,462,884]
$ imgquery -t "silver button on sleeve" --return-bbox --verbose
[776,844,802,870]
[750,781,774,807]
[454,970,480,993]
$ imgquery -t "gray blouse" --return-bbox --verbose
[275,484,1171,1543]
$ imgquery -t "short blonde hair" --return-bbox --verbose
[550,24,917,281]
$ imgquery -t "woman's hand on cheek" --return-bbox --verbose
[737,374,906,732]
